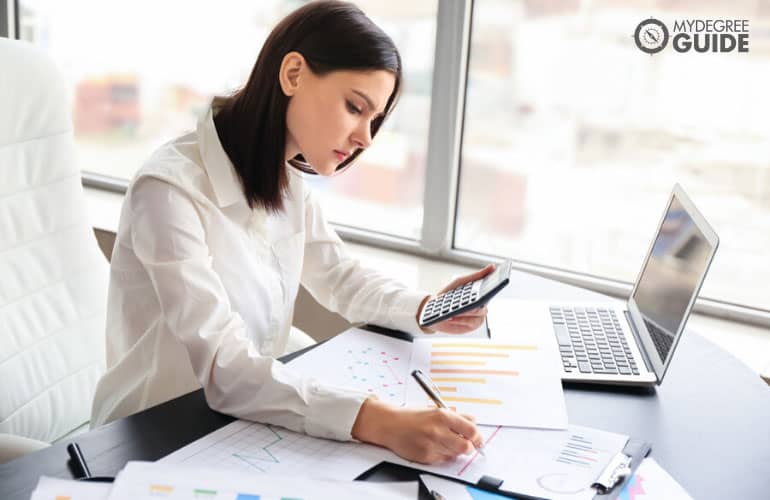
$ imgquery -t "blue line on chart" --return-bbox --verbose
[232,425,284,472]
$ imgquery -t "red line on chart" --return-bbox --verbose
[385,362,403,384]
[457,425,502,476]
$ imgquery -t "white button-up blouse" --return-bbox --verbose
[90,102,428,441]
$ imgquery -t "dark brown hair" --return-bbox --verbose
[213,1,402,212]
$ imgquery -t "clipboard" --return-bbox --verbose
[591,438,651,500]
[413,438,651,500]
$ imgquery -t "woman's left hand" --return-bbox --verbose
[417,264,495,335]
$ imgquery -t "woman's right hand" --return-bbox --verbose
[351,397,483,464]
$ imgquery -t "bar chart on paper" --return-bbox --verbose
[160,420,387,481]
[108,461,416,500]
[406,339,568,428]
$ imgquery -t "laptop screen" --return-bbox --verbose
[631,191,717,368]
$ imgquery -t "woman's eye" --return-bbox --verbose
[346,101,362,115]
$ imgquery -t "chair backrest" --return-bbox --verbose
[0,39,109,442]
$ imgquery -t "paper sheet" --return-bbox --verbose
[30,476,111,500]
[406,338,568,429]
[159,419,389,481]
[617,458,693,500]
[108,461,416,500]
[387,424,628,500]
[287,327,413,405]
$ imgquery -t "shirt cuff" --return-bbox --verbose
[304,381,369,441]
[388,289,431,336]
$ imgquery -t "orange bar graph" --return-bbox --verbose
[150,485,174,495]
[55,497,71,500]
[431,368,519,376]
[431,360,486,366]
[443,396,502,405]
[436,386,457,392]
[431,377,486,383]
[432,351,509,358]
[433,377,487,384]
[431,343,537,350]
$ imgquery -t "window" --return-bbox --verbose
[456,0,770,311]
[305,1,437,240]
[19,0,436,239]
[13,0,770,322]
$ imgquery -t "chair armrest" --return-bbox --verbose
[0,434,50,464]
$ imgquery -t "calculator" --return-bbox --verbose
[419,260,512,328]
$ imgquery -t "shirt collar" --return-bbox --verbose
[197,97,244,208]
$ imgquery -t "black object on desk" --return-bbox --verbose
[66,443,90,479]
[66,442,114,483]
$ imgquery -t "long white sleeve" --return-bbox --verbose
[299,185,429,336]
[126,177,367,440]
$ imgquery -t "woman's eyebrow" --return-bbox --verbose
[352,89,385,116]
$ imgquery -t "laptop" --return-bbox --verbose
[509,184,719,386]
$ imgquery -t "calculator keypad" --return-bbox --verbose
[420,280,481,325]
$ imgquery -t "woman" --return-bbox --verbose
[91,1,492,464]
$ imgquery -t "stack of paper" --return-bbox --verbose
[28,462,417,500]
[160,417,629,500]
[33,326,675,500]
[110,461,416,500]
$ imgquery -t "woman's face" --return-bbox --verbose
[283,60,396,176]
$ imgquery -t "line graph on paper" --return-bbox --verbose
[160,420,385,480]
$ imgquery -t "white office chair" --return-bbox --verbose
[0,39,109,463]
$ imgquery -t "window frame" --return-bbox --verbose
[9,0,769,327]
[1,0,15,38]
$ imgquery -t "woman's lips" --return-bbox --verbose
[334,150,349,162]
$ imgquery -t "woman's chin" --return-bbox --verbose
[317,163,339,176]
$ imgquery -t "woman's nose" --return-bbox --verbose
[351,122,372,149]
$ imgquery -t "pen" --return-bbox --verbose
[411,369,486,456]
[67,442,92,479]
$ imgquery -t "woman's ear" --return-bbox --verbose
[279,51,305,97]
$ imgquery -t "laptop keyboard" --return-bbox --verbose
[550,307,640,376]
[644,318,674,361]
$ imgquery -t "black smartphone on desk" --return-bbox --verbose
[419,260,512,328]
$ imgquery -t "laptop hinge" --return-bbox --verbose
[624,310,656,378]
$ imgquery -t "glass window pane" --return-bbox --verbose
[307,1,436,240]
[19,0,434,239]
[456,0,770,311]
